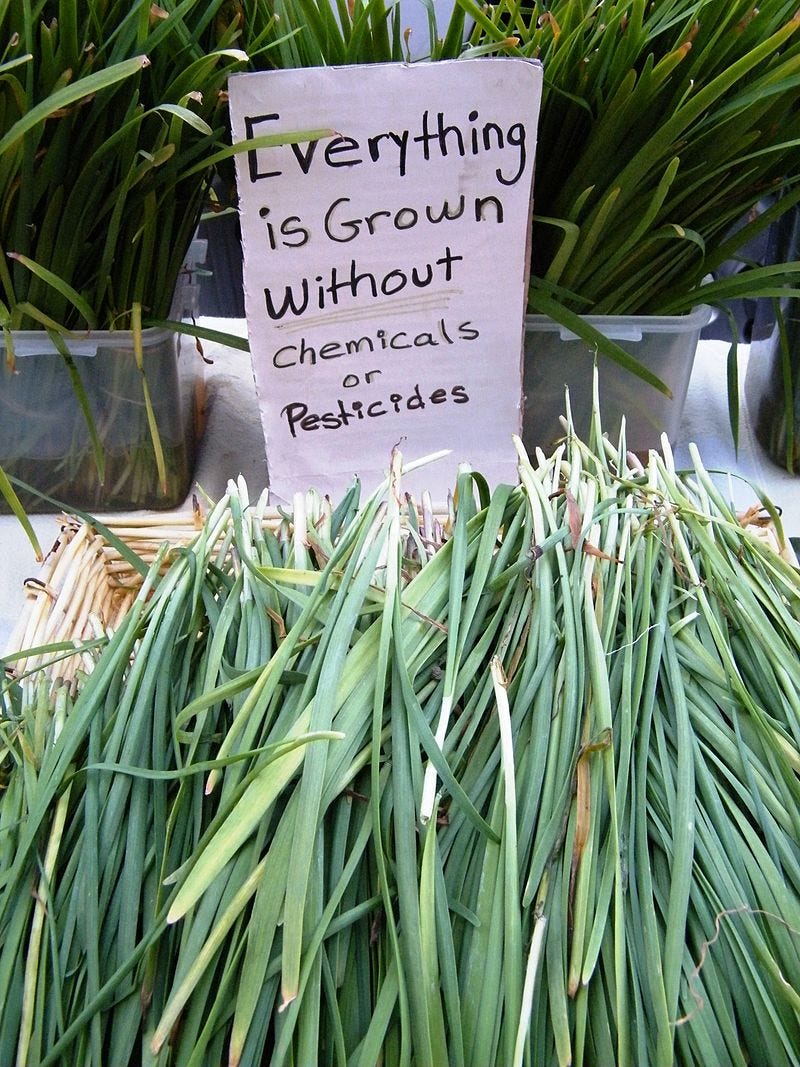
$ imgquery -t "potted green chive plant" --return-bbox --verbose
[457,0,800,452]
[0,1,263,514]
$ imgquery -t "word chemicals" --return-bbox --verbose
[272,319,480,368]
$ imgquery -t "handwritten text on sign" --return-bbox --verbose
[228,60,542,501]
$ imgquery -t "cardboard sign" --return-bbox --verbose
[229,59,542,502]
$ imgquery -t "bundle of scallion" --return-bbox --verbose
[1,421,800,1067]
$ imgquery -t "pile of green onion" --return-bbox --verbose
[2,418,800,1066]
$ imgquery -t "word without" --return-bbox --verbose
[264,247,463,321]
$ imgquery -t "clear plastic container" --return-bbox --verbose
[744,206,800,473]
[0,242,208,511]
[523,304,714,455]
[0,328,204,511]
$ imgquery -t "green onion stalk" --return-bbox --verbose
[2,406,800,1065]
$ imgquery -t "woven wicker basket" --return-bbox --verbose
[3,511,209,685]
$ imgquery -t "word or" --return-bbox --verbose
[264,247,463,320]
[272,319,480,368]
[281,383,469,437]
[245,108,528,186]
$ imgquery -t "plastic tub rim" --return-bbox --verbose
[3,326,179,360]
[524,303,714,335]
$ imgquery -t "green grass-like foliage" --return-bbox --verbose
[2,417,800,1066]
[0,0,254,332]
[457,0,800,317]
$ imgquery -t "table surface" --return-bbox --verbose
[2,326,798,652]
